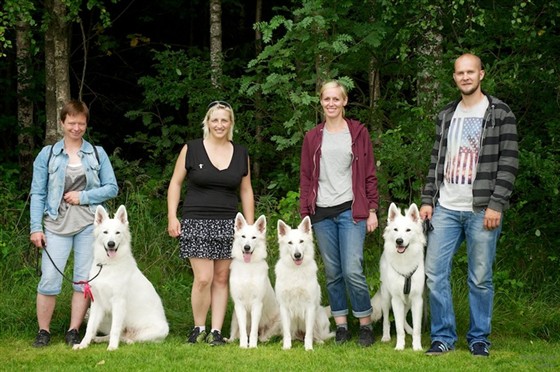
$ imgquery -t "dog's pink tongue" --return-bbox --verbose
[243,252,252,263]
[294,259,303,266]
[397,246,406,254]
[108,249,117,258]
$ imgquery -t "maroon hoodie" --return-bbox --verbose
[299,118,379,221]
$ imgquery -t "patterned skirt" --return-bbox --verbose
[178,218,234,260]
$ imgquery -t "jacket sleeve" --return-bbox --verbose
[421,113,443,207]
[299,134,312,218]
[488,105,518,212]
[364,131,379,211]
[29,147,50,234]
[79,146,119,205]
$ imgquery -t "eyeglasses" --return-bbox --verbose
[207,100,232,109]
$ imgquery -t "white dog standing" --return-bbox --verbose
[275,217,334,351]
[371,202,425,351]
[73,205,169,351]
[229,213,281,348]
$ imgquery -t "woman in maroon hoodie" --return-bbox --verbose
[300,80,379,347]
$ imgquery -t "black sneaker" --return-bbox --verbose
[335,327,351,344]
[470,342,489,357]
[425,341,451,355]
[32,329,51,348]
[186,327,207,343]
[357,326,374,347]
[65,329,81,346]
[206,330,225,346]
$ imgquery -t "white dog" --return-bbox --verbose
[74,205,169,351]
[275,217,334,351]
[229,213,281,348]
[371,203,425,351]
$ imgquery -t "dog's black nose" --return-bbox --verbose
[396,238,403,246]
[108,241,116,248]
[244,245,251,252]
[294,252,302,259]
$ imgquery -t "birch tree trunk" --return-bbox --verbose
[16,19,34,182]
[44,0,71,144]
[209,0,223,89]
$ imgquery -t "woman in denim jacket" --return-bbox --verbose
[29,100,118,348]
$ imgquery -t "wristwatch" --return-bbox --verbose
[369,208,377,214]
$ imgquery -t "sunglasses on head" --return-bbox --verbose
[207,100,232,109]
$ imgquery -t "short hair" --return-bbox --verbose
[202,102,235,141]
[60,100,89,122]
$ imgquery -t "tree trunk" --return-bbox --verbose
[416,30,443,120]
[16,19,35,183]
[209,0,223,89]
[44,0,71,145]
[252,0,263,187]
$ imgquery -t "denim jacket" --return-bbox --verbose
[30,139,118,234]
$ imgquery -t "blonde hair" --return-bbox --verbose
[202,103,235,141]
[320,80,348,117]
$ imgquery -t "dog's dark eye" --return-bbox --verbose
[406,229,411,232]
[252,236,257,240]
[103,230,108,234]
[299,240,304,244]
[393,228,398,232]
[241,235,246,238]
[116,231,120,235]
[288,241,293,245]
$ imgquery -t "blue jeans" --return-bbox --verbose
[425,204,501,349]
[38,225,95,295]
[312,209,372,318]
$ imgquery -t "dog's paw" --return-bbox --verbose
[395,343,405,351]
[107,343,119,351]
[381,335,391,342]
[72,343,88,350]
[282,341,292,350]
[412,342,423,351]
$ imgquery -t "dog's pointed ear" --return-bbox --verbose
[255,215,267,233]
[407,203,420,223]
[388,203,400,222]
[115,205,128,225]
[277,219,289,237]
[95,205,108,226]
[299,216,312,234]
[235,212,246,231]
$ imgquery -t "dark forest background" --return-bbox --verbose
[1,0,559,340]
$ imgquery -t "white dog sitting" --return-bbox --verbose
[229,213,281,348]
[275,217,334,351]
[73,205,169,351]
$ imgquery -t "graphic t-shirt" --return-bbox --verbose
[439,96,488,211]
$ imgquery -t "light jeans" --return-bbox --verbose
[38,225,95,294]
[312,209,372,318]
[425,204,501,349]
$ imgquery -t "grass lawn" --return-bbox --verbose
[1,332,558,371]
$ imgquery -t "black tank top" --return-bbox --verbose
[182,138,249,220]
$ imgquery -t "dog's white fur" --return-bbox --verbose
[73,205,169,351]
[229,213,281,348]
[371,203,425,351]
[275,217,334,351]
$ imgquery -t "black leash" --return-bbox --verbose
[36,245,103,301]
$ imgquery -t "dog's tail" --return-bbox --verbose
[370,291,382,323]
